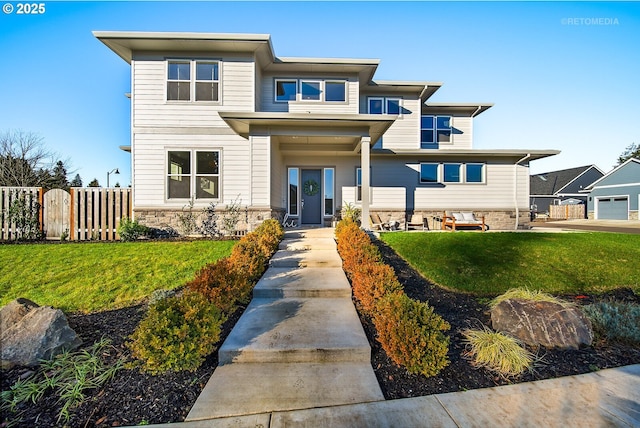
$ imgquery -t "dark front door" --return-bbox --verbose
[301,169,322,224]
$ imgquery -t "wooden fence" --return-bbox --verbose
[549,204,586,220]
[0,187,43,240]
[1,187,132,241]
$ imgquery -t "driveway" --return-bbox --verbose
[532,219,640,234]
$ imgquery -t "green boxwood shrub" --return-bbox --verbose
[117,217,150,242]
[373,293,450,377]
[128,291,225,374]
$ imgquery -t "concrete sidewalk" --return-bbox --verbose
[151,364,640,427]
[145,227,640,428]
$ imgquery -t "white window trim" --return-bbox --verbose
[323,167,335,217]
[300,79,322,102]
[443,163,462,183]
[166,59,221,104]
[275,79,298,103]
[465,163,486,184]
[165,148,222,203]
[324,80,347,103]
[287,167,299,216]
[419,163,440,184]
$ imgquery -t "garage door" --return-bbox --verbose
[597,197,628,220]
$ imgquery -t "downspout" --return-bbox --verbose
[514,153,532,230]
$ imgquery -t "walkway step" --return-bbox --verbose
[218,297,370,364]
[269,249,343,268]
[253,267,351,298]
[278,237,337,251]
[185,362,384,421]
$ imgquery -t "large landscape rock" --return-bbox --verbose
[490,299,593,349]
[1,298,82,369]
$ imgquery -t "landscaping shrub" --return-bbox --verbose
[229,237,268,282]
[186,257,251,314]
[336,220,381,276]
[350,262,403,314]
[117,217,150,242]
[461,327,534,377]
[128,291,225,374]
[373,292,450,377]
[583,301,640,345]
[254,218,285,257]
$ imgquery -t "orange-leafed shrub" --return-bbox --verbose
[229,236,268,282]
[335,221,381,276]
[254,218,284,258]
[186,257,250,314]
[350,262,403,314]
[373,293,450,377]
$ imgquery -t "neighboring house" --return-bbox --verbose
[584,158,640,220]
[95,31,558,231]
[530,165,604,217]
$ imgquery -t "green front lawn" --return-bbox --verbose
[380,232,640,295]
[0,240,236,313]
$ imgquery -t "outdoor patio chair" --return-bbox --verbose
[442,211,486,231]
[370,213,389,231]
[407,214,427,231]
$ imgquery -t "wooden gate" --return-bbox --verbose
[43,189,71,239]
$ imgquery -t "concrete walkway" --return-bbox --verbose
[147,227,640,428]
[185,228,383,421]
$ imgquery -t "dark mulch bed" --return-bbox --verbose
[367,238,640,399]
[2,239,639,427]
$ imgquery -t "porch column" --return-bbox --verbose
[361,136,371,230]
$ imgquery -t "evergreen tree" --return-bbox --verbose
[88,178,100,187]
[616,143,639,165]
[49,160,70,190]
[70,174,83,187]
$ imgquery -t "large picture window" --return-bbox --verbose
[167,60,220,102]
[167,150,220,200]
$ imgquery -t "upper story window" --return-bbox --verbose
[368,97,402,115]
[276,80,297,101]
[421,115,451,148]
[167,60,220,102]
[274,79,346,103]
[301,80,321,100]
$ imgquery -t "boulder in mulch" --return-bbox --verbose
[1,298,82,369]
[490,299,593,349]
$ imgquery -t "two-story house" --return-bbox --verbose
[95,31,558,231]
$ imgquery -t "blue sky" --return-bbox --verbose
[1,1,639,187]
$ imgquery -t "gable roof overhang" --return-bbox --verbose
[93,31,276,65]
[583,158,640,190]
[218,112,396,153]
[373,149,560,162]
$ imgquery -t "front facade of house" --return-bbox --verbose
[585,158,640,220]
[96,31,558,231]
